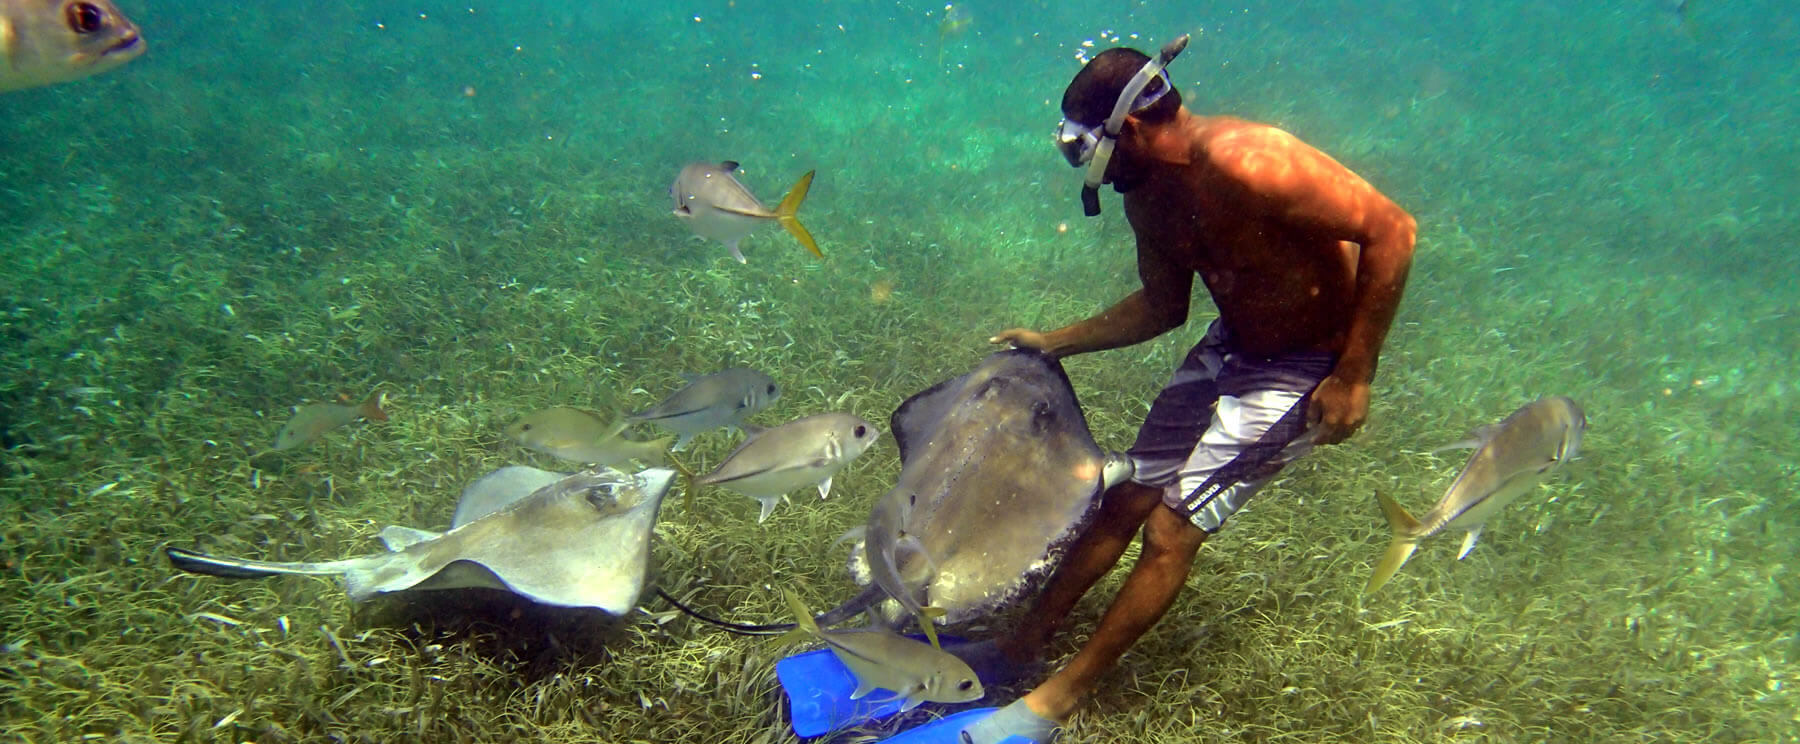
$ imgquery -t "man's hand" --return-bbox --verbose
[989,328,1054,355]
[1307,374,1370,445]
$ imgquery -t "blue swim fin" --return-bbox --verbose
[775,634,967,737]
[870,706,1043,744]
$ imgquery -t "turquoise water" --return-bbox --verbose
[3,1,1794,741]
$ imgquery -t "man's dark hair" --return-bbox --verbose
[1061,47,1182,127]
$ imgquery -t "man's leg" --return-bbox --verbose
[1001,480,1164,661]
[1017,504,1209,720]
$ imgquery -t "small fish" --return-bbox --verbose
[780,590,982,711]
[270,392,387,452]
[696,412,878,523]
[1,0,144,94]
[630,368,780,451]
[671,161,821,263]
[506,407,670,468]
[1365,396,1587,594]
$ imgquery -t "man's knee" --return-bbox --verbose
[1142,506,1209,564]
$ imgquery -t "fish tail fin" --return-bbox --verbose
[664,452,700,513]
[774,170,822,259]
[359,391,389,422]
[918,606,946,650]
[782,589,821,641]
[637,436,673,467]
[1365,492,1424,595]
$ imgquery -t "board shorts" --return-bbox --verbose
[1127,320,1338,533]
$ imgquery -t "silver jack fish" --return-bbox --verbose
[1365,396,1586,594]
[629,367,779,451]
[670,161,820,263]
[1,0,144,93]
[781,590,982,712]
[695,412,878,523]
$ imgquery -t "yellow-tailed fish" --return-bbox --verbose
[506,407,670,468]
[670,161,820,263]
[780,590,981,711]
[270,392,387,452]
[1365,396,1587,594]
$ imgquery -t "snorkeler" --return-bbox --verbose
[959,34,1417,743]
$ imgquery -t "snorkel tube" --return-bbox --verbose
[1081,33,1191,217]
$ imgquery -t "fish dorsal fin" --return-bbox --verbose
[721,160,740,171]
[889,372,969,464]
[378,526,440,551]
[1430,423,1503,455]
[594,414,630,441]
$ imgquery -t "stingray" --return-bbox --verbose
[829,349,1133,628]
[167,467,676,615]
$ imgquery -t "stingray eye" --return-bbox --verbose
[66,2,107,33]
[854,424,868,439]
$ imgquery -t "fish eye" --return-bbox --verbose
[519,423,532,432]
[66,2,108,34]
[957,679,975,691]
[854,425,867,438]
[767,384,777,395]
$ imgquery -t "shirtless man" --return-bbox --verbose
[957,38,1416,743]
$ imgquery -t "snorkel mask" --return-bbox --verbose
[1055,34,1191,217]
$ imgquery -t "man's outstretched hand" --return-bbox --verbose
[989,328,1054,356]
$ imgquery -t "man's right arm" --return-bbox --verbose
[998,238,1192,358]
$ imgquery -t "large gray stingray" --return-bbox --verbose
[167,467,675,616]
[835,349,1133,627]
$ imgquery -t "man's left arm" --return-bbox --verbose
[1311,203,1414,444]
[1267,139,1416,444]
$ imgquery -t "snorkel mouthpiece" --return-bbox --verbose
[1078,33,1190,217]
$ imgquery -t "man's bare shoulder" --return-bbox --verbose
[1194,118,1315,180]
[1191,117,1362,207]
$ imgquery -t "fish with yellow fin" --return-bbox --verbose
[1365,397,1586,594]
[670,161,820,263]
[779,589,982,712]
[506,407,670,469]
[268,391,387,453]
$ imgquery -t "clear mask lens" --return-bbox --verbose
[1056,119,1099,167]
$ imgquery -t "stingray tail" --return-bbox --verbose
[1364,492,1424,595]
[167,546,358,579]
[774,170,821,259]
